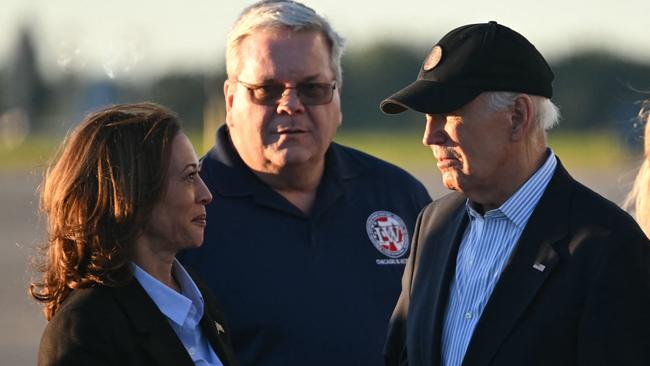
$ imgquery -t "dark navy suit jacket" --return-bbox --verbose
[385,160,650,366]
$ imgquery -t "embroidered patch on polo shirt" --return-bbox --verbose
[366,211,409,260]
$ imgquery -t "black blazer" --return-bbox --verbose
[38,275,239,366]
[385,161,650,366]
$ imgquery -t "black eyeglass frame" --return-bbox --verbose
[235,79,337,106]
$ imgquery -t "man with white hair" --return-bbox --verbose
[178,1,431,365]
[381,21,650,366]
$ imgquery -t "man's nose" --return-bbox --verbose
[276,88,305,115]
[422,114,447,146]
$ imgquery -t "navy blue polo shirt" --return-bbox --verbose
[178,125,431,366]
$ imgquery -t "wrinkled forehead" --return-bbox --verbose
[234,28,334,81]
[232,27,333,69]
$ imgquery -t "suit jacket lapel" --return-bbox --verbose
[189,269,239,366]
[200,306,236,366]
[462,161,574,366]
[410,193,467,366]
[113,280,195,366]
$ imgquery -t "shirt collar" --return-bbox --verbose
[132,259,204,327]
[466,148,557,230]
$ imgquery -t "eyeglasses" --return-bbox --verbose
[235,79,337,106]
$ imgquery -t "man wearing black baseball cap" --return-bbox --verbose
[383,21,650,366]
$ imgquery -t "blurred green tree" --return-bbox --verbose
[553,51,650,130]
[3,26,48,131]
[341,41,428,129]
[147,73,207,129]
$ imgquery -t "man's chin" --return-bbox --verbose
[443,184,460,192]
[441,173,462,192]
[270,148,316,167]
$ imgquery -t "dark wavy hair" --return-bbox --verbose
[29,102,181,320]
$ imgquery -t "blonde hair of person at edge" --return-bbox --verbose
[626,100,650,236]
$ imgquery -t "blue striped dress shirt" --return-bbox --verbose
[441,150,557,366]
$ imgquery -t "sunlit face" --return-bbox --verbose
[423,93,514,196]
[224,28,342,174]
[142,133,212,253]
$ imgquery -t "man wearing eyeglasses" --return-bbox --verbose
[177,1,431,365]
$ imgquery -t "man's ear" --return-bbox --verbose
[224,79,235,116]
[510,94,534,141]
[223,79,236,128]
[336,89,343,127]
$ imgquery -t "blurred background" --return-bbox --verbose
[2,0,649,364]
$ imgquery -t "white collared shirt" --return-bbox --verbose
[133,259,224,366]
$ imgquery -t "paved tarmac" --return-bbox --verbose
[0,163,637,365]
[1,171,48,366]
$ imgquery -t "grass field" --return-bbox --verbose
[0,129,638,172]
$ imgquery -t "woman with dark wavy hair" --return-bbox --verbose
[30,103,238,366]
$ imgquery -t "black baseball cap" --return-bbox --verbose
[380,21,554,115]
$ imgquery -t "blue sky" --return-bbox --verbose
[2,0,648,80]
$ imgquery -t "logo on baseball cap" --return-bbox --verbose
[380,21,554,115]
